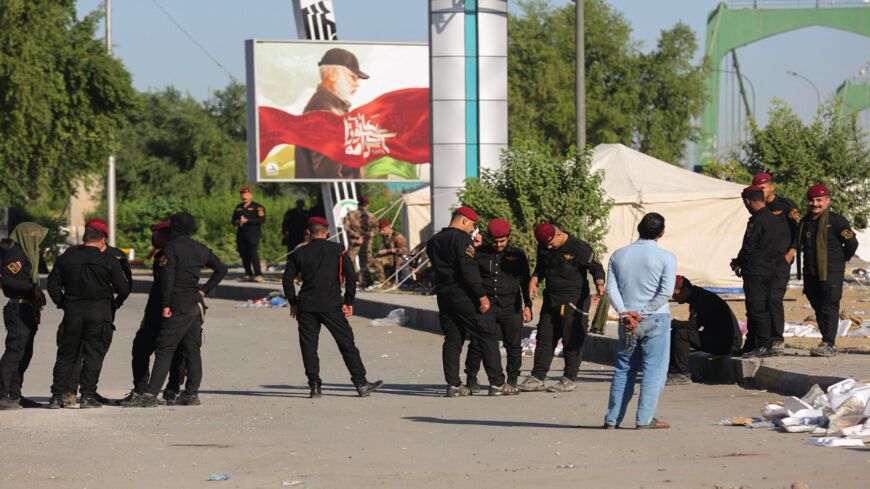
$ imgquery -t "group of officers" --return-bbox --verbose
[235,187,409,288]
[0,173,859,408]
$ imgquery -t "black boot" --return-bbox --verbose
[162,389,179,406]
[48,394,63,409]
[308,381,322,399]
[355,380,384,397]
[176,391,201,406]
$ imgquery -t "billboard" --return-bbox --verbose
[245,40,430,182]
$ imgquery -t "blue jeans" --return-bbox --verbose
[604,313,671,427]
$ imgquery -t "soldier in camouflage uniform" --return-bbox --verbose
[371,220,408,285]
[342,196,378,287]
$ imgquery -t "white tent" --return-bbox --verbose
[401,185,433,251]
[592,144,746,288]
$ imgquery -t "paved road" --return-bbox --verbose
[1,295,866,489]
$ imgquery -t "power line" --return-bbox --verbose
[149,0,236,81]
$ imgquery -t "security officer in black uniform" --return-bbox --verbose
[282,216,383,399]
[753,173,801,353]
[233,187,266,282]
[65,217,134,406]
[123,212,228,407]
[427,206,516,397]
[120,220,186,406]
[0,222,48,410]
[800,183,858,357]
[731,185,790,358]
[667,276,743,385]
[464,218,532,391]
[47,224,130,408]
[519,223,606,393]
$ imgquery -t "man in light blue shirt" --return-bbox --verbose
[604,212,676,429]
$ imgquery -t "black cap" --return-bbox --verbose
[318,48,369,79]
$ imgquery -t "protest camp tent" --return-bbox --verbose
[591,144,746,289]
[401,185,434,251]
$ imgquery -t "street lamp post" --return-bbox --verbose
[786,69,821,111]
[106,0,116,247]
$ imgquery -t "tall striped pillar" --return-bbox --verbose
[429,0,508,230]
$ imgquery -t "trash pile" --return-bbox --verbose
[782,310,870,338]
[716,378,870,447]
[235,291,289,308]
[520,331,563,357]
[371,309,407,327]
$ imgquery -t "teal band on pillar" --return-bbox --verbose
[464,0,479,178]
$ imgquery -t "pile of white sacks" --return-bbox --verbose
[761,379,870,447]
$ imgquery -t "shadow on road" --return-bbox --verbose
[403,416,571,429]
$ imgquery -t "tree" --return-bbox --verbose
[508,0,707,163]
[0,0,135,203]
[738,100,870,229]
[458,142,612,261]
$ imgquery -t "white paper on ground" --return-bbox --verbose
[783,396,813,415]
[804,437,865,447]
[784,424,818,433]
[836,319,853,337]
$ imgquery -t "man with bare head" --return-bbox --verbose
[295,48,369,179]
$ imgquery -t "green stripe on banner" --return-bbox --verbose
[464,1,479,178]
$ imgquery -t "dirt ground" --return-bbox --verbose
[2,295,869,489]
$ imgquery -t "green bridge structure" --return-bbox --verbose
[699,1,870,164]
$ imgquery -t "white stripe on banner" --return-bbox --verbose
[295,0,337,41]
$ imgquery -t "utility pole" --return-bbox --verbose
[106,0,116,246]
[576,0,585,149]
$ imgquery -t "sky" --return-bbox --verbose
[76,0,869,159]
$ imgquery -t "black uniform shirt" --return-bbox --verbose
[532,235,605,305]
[47,245,130,309]
[144,249,164,316]
[672,287,742,354]
[800,211,858,278]
[426,227,485,304]
[282,238,356,312]
[105,245,133,285]
[476,244,532,306]
[735,206,790,277]
[1,243,35,300]
[767,195,802,251]
[232,201,266,237]
[159,236,228,312]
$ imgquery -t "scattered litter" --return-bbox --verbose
[556,464,576,469]
[804,437,865,448]
[381,354,389,358]
[282,482,305,486]
[208,473,230,481]
[372,309,406,327]
[730,379,870,447]
[783,323,821,338]
[236,291,288,308]
[520,331,562,357]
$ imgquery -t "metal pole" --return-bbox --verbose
[576,0,585,149]
[106,0,117,247]
[786,70,821,111]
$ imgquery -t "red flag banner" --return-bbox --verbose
[258,87,430,168]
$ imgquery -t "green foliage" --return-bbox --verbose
[508,0,707,163]
[739,100,870,229]
[702,159,752,184]
[0,0,136,203]
[458,142,612,263]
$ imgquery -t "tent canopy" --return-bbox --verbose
[592,144,747,288]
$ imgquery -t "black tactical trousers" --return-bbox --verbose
[237,232,262,276]
[0,302,39,399]
[438,296,505,388]
[743,274,779,349]
[531,301,588,381]
[147,308,203,395]
[297,310,368,386]
[131,312,186,394]
[804,276,844,346]
[465,298,523,382]
[668,324,735,375]
[51,302,113,395]
[769,273,790,342]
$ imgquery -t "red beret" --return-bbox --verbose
[378,219,391,229]
[534,223,556,244]
[674,275,685,289]
[742,185,764,199]
[453,206,479,223]
[240,187,251,194]
[752,173,772,186]
[807,183,829,199]
[487,218,511,238]
[150,220,171,232]
[308,216,330,227]
[85,218,109,237]
[357,196,369,205]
